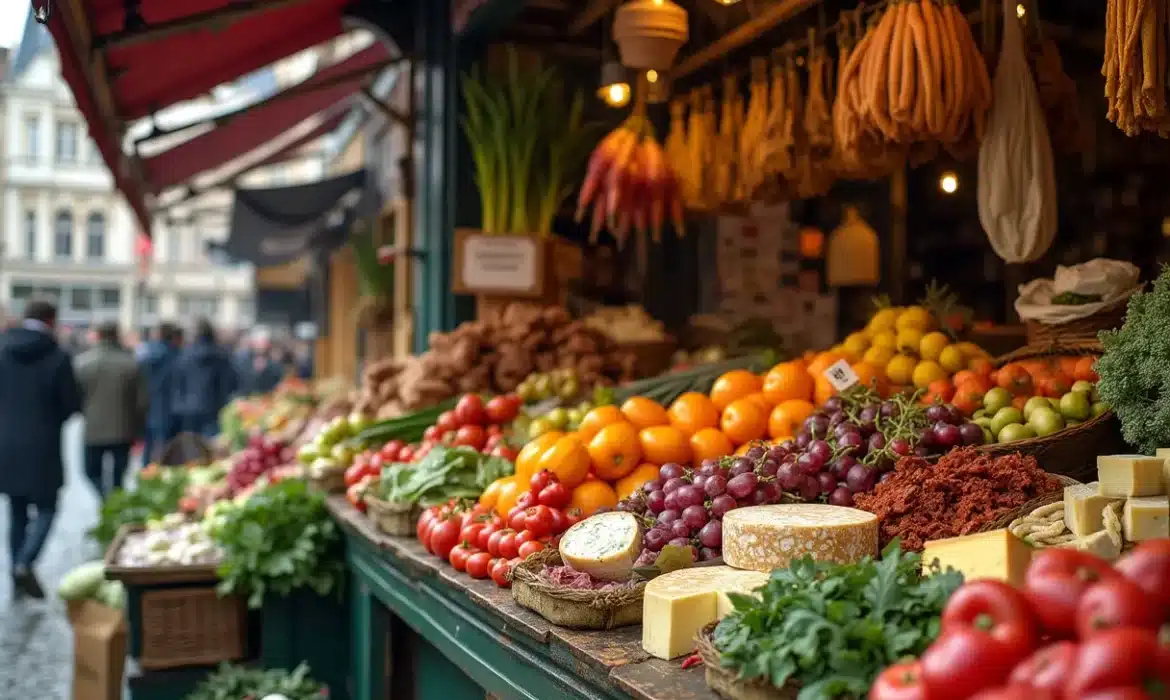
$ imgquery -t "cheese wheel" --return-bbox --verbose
[642,565,769,660]
[559,511,642,581]
[721,504,879,572]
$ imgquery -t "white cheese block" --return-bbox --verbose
[1097,455,1166,497]
[721,504,879,573]
[1060,530,1122,561]
[558,511,643,581]
[1156,448,1170,492]
[1123,496,1170,542]
[641,566,769,660]
[1064,482,1123,536]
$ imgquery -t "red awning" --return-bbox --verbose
[144,43,390,192]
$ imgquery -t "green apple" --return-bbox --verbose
[974,416,993,429]
[1059,392,1092,421]
[1023,396,1052,420]
[973,409,987,420]
[1028,407,1066,437]
[998,423,1037,442]
[984,388,1014,414]
[981,426,995,444]
[990,407,1025,437]
[1092,401,1110,418]
[546,408,569,430]
[1071,380,1095,395]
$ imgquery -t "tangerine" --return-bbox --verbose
[720,399,769,445]
[615,463,661,500]
[709,370,763,410]
[587,422,642,481]
[575,405,624,441]
[806,351,845,379]
[768,399,815,439]
[814,378,836,406]
[667,392,720,436]
[851,361,887,394]
[762,362,815,404]
[535,435,591,487]
[689,428,734,465]
[620,397,670,430]
[639,425,693,465]
[1072,356,1098,382]
[569,480,619,517]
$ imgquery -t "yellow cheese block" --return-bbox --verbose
[1064,482,1123,536]
[720,504,879,573]
[641,566,769,660]
[921,529,1033,587]
[1097,455,1167,498]
[1059,530,1122,561]
[1155,448,1170,492]
[558,512,642,581]
[1123,496,1170,542]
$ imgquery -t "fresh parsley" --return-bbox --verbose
[91,469,189,547]
[213,479,345,609]
[185,662,325,700]
[713,542,962,700]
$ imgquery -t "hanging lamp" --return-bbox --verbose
[598,61,632,108]
[827,206,881,287]
[613,0,689,71]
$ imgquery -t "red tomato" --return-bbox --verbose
[448,544,473,572]
[486,528,514,558]
[397,445,415,463]
[1115,539,1170,616]
[381,439,405,461]
[486,424,503,436]
[969,687,1058,700]
[1066,628,1170,698]
[423,425,441,442]
[548,508,569,535]
[485,395,520,424]
[522,505,555,537]
[476,522,498,551]
[455,394,487,426]
[920,628,1023,699]
[517,540,545,559]
[1024,548,1120,637]
[513,530,538,547]
[417,515,435,546]
[1008,642,1078,693]
[516,491,537,511]
[428,518,461,560]
[344,463,368,488]
[940,580,1039,659]
[1075,577,1162,638]
[490,445,517,461]
[459,522,487,547]
[496,531,519,560]
[530,470,555,493]
[367,451,385,470]
[345,481,368,513]
[484,433,504,452]
[537,482,571,509]
[436,410,461,433]
[1079,690,1160,700]
[465,552,493,579]
[508,507,528,532]
[453,425,487,450]
[869,661,929,700]
[490,558,512,588]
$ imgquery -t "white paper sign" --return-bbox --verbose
[461,236,538,292]
[822,359,860,392]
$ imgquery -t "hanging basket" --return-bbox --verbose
[613,0,689,71]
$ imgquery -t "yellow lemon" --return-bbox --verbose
[886,354,918,385]
[843,333,870,358]
[956,342,990,360]
[862,345,896,369]
[919,332,951,362]
[939,345,967,374]
[896,306,935,333]
[911,360,947,389]
[871,331,897,351]
[896,329,924,355]
[867,308,899,333]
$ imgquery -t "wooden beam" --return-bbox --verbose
[360,87,414,128]
[673,0,818,79]
[568,0,622,36]
[93,0,315,52]
[504,39,604,61]
[527,0,568,9]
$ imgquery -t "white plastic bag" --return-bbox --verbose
[1015,259,1142,323]
[977,0,1058,263]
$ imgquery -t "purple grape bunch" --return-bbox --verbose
[227,435,288,494]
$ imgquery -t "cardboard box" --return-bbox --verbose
[69,600,127,700]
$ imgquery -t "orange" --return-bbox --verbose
[720,398,768,445]
[620,397,670,430]
[806,351,845,380]
[851,361,887,395]
[689,428,734,465]
[1073,356,1098,382]
[535,435,592,487]
[925,379,955,403]
[576,405,624,441]
[968,356,994,377]
[743,392,774,411]
[615,463,661,500]
[494,476,525,516]
[814,378,836,406]
[952,386,983,416]
[667,392,720,436]
[768,399,815,439]
[478,478,505,510]
[639,425,693,465]
[762,362,815,404]
[709,370,763,410]
[514,431,564,483]
[569,480,619,517]
[587,422,642,481]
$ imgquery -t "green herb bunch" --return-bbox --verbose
[91,469,189,547]
[377,445,513,507]
[214,480,344,608]
[185,663,325,700]
[1096,265,1170,453]
[713,543,962,700]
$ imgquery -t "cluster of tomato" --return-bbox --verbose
[871,541,1170,700]
[416,469,581,588]
[413,393,522,463]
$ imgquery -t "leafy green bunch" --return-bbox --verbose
[214,479,345,609]
[1096,266,1170,453]
[713,543,962,699]
[377,445,513,507]
[185,663,325,700]
[91,469,189,547]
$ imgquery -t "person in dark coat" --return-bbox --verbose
[172,319,237,437]
[139,323,183,464]
[0,300,82,598]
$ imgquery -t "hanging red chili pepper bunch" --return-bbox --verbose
[870,540,1170,700]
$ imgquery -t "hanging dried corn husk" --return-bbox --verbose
[827,206,880,286]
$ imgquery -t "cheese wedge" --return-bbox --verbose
[641,566,769,660]
[921,529,1033,587]
[558,512,642,581]
[1097,455,1166,498]
[721,504,878,573]
[1123,496,1170,542]
[1060,530,1122,561]
[1064,482,1123,536]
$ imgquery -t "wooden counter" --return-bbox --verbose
[328,496,722,700]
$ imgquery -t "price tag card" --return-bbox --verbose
[822,359,860,392]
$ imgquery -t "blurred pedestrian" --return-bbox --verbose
[75,322,148,499]
[173,318,236,437]
[139,323,183,464]
[0,300,82,598]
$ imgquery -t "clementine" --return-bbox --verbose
[587,422,642,481]
[576,405,624,441]
[514,431,564,482]
[639,425,693,465]
[535,435,591,487]
[569,480,619,517]
[814,378,836,406]
[667,392,720,436]
[689,428,734,465]
[620,397,670,430]
[806,351,845,379]
[709,370,763,410]
[851,361,887,395]
[762,362,814,404]
[768,399,815,439]
[720,398,768,444]
[968,356,994,377]
[615,463,661,500]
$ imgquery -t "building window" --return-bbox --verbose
[37,286,61,305]
[54,210,73,259]
[55,121,78,164]
[99,288,121,310]
[178,295,219,318]
[68,287,92,311]
[141,293,159,315]
[10,285,34,314]
[86,212,106,260]
[23,115,39,164]
[168,226,182,263]
[87,139,103,165]
[24,210,36,260]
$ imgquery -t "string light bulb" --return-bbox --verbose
[598,62,631,108]
[646,70,659,84]
[1016,3,1026,18]
[939,172,959,194]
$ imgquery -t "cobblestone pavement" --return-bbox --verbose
[0,419,120,700]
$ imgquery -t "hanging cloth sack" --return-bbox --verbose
[977,0,1058,263]
[827,206,880,287]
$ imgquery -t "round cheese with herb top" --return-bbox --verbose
[559,511,643,581]
[721,504,879,572]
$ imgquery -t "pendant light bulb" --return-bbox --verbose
[598,62,631,108]
[714,0,742,4]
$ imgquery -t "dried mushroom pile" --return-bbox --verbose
[356,304,637,416]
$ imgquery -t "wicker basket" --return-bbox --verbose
[696,624,796,700]
[976,343,1126,483]
[103,526,220,587]
[509,549,645,630]
[157,432,213,467]
[137,586,247,670]
[365,495,419,537]
[307,469,346,494]
[1024,296,1129,346]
